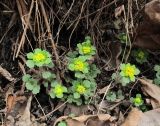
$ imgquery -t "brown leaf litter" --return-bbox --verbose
[139,78,160,109]
[121,108,160,126]
[133,0,160,49]
[54,114,116,126]
[104,42,122,71]
[0,66,16,82]
[1,93,46,126]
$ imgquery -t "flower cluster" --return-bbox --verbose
[67,79,96,105]
[23,37,100,106]
[26,48,52,68]
[71,80,93,97]
[22,74,40,94]
[66,37,100,105]
[131,94,144,107]
[132,49,148,64]
[49,82,67,98]
[23,48,68,97]
[68,56,89,73]
[120,63,140,85]
[77,37,96,56]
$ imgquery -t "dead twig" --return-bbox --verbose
[0,66,15,82]
[39,0,61,81]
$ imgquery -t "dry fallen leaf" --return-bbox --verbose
[0,66,16,81]
[6,94,15,113]
[5,95,46,126]
[121,108,143,126]
[115,5,125,18]
[104,42,122,71]
[138,108,160,126]
[121,108,160,126]
[139,78,160,108]
[54,114,115,126]
[133,0,160,49]
[63,103,96,116]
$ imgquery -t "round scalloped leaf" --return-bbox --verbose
[22,74,31,82]
[26,60,35,68]
[75,72,85,78]
[56,93,63,98]
[27,52,34,59]
[49,92,55,98]
[32,85,40,94]
[73,92,80,99]
[25,82,34,90]
[43,82,48,87]
[42,71,52,79]
[58,121,67,126]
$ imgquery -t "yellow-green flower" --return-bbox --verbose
[71,80,94,98]
[134,97,142,104]
[76,85,86,94]
[68,56,89,73]
[120,63,140,82]
[82,46,92,54]
[74,60,85,71]
[137,51,144,59]
[49,83,67,98]
[77,37,96,56]
[131,94,144,107]
[132,49,148,64]
[26,48,52,68]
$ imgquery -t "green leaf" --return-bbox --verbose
[67,51,78,58]
[43,82,48,87]
[73,92,80,99]
[106,92,116,102]
[83,68,89,73]
[120,71,125,76]
[156,71,160,78]
[83,80,91,88]
[68,64,75,71]
[56,93,63,98]
[26,60,34,68]
[44,58,52,64]
[121,77,130,86]
[34,48,41,53]
[32,85,40,94]
[75,72,85,78]
[45,51,51,57]
[76,100,82,106]
[117,90,124,100]
[85,36,91,41]
[58,121,67,126]
[63,87,67,92]
[154,78,160,85]
[47,62,54,68]
[27,52,34,59]
[79,56,87,61]
[51,82,56,87]
[135,69,140,75]
[136,94,141,98]
[49,92,55,98]
[130,76,135,82]
[42,71,52,79]
[25,82,34,90]
[36,62,44,67]
[154,65,160,72]
[22,74,31,82]
[120,64,125,70]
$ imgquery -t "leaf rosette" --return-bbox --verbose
[120,63,140,85]
[26,48,52,68]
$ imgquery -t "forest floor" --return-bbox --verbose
[0,0,160,126]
